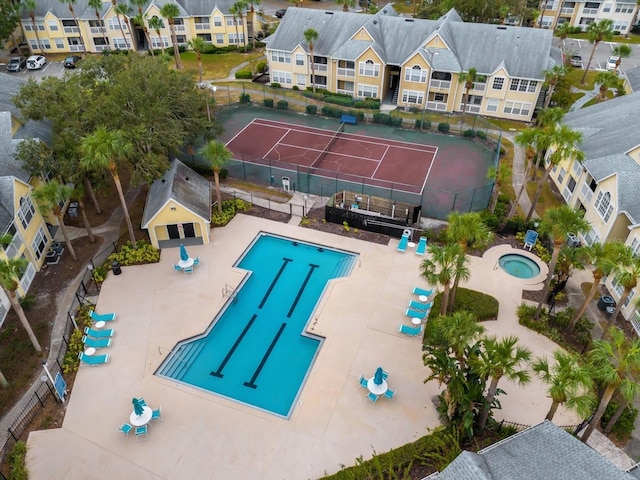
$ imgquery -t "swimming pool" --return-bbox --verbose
[156,233,357,417]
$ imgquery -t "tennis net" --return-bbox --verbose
[310,122,345,169]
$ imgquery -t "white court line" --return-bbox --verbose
[370,145,389,179]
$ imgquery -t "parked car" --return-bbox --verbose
[570,55,582,68]
[275,8,286,18]
[605,56,619,71]
[63,55,82,69]
[7,57,27,72]
[26,55,46,70]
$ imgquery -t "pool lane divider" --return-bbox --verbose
[210,314,257,378]
[244,322,287,389]
[287,264,319,318]
[259,258,292,309]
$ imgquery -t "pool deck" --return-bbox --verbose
[25,216,577,479]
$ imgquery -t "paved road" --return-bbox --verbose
[553,37,640,73]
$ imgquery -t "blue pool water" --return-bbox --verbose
[156,233,357,417]
[498,254,541,279]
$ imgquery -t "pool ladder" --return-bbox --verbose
[222,284,239,303]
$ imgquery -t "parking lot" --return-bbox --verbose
[1,58,68,80]
[554,37,640,73]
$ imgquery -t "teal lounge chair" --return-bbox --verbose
[78,352,110,366]
[412,287,433,298]
[408,300,433,311]
[82,335,112,349]
[398,324,422,336]
[89,310,116,322]
[84,327,114,338]
[415,237,427,256]
[405,308,427,320]
[397,233,410,252]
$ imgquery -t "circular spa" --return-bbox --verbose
[498,254,541,279]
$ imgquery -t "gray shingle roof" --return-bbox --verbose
[625,66,640,93]
[142,159,211,227]
[436,421,635,480]
[0,112,30,184]
[267,6,554,78]
[0,177,17,234]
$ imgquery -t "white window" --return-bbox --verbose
[557,167,566,184]
[613,21,629,32]
[594,190,613,222]
[571,160,582,176]
[630,237,640,256]
[31,227,47,261]
[433,92,446,102]
[214,16,222,27]
[296,74,306,86]
[151,37,169,48]
[503,101,531,116]
[226,16,240,26]
[216,34,224,44]
[48,20,58,31]
[359,60,380,77]
[625,289,636,308]
[492,77,504,90]
[229,34,245,44]
[55,38,64,49]
[36,21,45,31]
[18,197,35,229]
[486,98,499,112]
[583,228,599,246]
[401,90,424,104]
[29,39,38,49]
[112,38,130,49]
[612,277,624,297]
[602,3,611,12]
[41,39,51,49]
[271,71,292,84]
[108,17,127,31]
[551,164,558,175]
[615,4,634,13]
[404,65,427,83]
[509,79,538,92]
[357,84,378,98]
[270,50,291,64]
[295,54,304,66]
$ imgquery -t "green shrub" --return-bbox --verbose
[415,119,431,130]
[499,145,506,156]
[19,293,36,309]
[62,328,84,374]
[353,98,381,110]
[321,106,344,118]
[515,230,550,262]
[256,61,267,73]
[235,69,253,79]
[8,441,28,480]
[263,98,274,108]
[517,304,591,353]
[372,113,402,126]
[438,122,450,133]
[463,129,476,138]
[431,288,499,321]
[108,240,160,266]
[277,100,288,110]
[212,199,252,226]
[602,402,639,441]
[292,85,299,90]
[326,95,354,107]
[270,82,281,88]
[91,265,108,284]
[476,130,487,140]
[306,104,317,114]
[239,92,251,104]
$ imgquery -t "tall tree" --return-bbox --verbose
[148,15,165,55]
[458,68,485,128]
[188,36,206,84]
[533,350,594,421]
[526,125,584,222]
[88,0,109,50]
[80,127,137,247]
[58,0,86,53]
[73,183,96,243]
[487,163,510,214]
[160,3,182,69]
[475,335,532,429]
[534,206,591,320]
[581,19,614,84]
[602,247,640,333]
[581,327,640,443]
[0,257,43,353]
[21,0,44,54]
[542,65,566,109]
[0,0,22,55]
[568,242,626,333]
[555,22,571,45]
[130,0,154,54]
[508,129,537,219]
[113,1,132,50]
[230,1,248,53]
[199,140,233,214]
[594,70,623,101]
[32,182,78,261]
[245,0,261,49]
[611,44,632,72]
[304,28,319,93]
[420,243,467,316]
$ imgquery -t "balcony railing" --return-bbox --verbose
[337,68,355,78]
[582,7,598,15]
[313,63,328,72]
[63,26,79,34]
[195,23,211,30]
[426,101,448,111]
[4,232,24,259]
[561,7,574,14]
[579,182,594,203]
[430,80,451,90]
[175,25,186,31]
[69,45,83,52]
[459,103,481,114]
[95,45,110,52]
[90,27,103,34]
[336,88,354,96]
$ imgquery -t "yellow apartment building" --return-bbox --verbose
[537,0,638,34]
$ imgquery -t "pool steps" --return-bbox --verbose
[158,340,205,380]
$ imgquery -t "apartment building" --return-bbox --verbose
[266,6,561,122]
[538,0,639,34]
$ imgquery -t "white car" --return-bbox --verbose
[605,56,619,71]
[26,55,46,70]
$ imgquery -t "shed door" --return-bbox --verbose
[183,223,196,238]
[167,224,180,239]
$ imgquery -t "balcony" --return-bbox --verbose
[582,8,598,14]
[69,45,83,52]
[175,25,186,31]
[561,7,574,14]
[336,88,354,96]
[430,79,451,90]
[63,26,79,34]
[426,101,448,111]
[337,68,355,78]
[195,23,211,30]
[20,263,35,293]
[459,103,481,114]
[313,63,328,73]
[90,27,103,34]
[95,45,110,52]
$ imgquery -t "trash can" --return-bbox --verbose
[68,201,78,218]
[605,306,616,318]
[111,261,122,276]
[597,295,615,311]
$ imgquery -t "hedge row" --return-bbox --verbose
[372,113,402,127]
[321,106,365,121]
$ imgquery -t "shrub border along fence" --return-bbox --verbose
[0,241,117,479]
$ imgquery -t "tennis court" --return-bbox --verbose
[226,118,438,194]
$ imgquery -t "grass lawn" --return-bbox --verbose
[500,139,516,200]
[525,175,564,214]
[180,50,266,80]
[565,67,598,89]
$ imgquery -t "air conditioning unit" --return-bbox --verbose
[355,196,362,202]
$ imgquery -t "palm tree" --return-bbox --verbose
[532,350,594,421]
[148,15,165,55]
[199,140,233,214]
[230,1,248,53]
[245,0,261,49]
[73,183,96,244]
[21,0,44,54]
[487,164,510,214]
[0,257,43,353]
[611,44,632,72]
[88,0,109,50]
[113,1,132,50]
[335,0,355,12]
[160,3,183,69]
[58,0,86,53]
[542,65,566,109]
[420,243,467,315]
[189,36,207,84]
[594,70,623,101]
[581,19,614,84]
[32,182,78,261]
[458,68,485,128]
[80,127,137,248]
[555,22,571,45]
[508,129,538,219]
[438,311,485,370]
[603,247,640,332]
[475,335,531,429]
[534,206,591,319]
[304,28,319,93]
[526,125,584,222]
[568,242,626,333]
[129,0,154,54]
[581,327,640,443]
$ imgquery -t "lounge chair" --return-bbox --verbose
[359,375,368,389]
[89,310,116,322]
[78,352,110,366]
[398,324,422,337]
[396,233,410,252]
[84,327,114,338]
[384,388,396,402]
[523,230,539,251]
[412,287,433,298]
[405,308,428,320]
[366,392,378,406]
[408,300,433,311]
[151,406,162,422]
[82,335,112,349]
[415,237,427,256]
[118,423,133,438]
[135,425,149,441]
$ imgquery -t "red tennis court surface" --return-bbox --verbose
[226,118,437,194]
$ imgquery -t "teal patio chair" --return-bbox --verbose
[384,388,396,402]
[366,392,378,406]
[151,406,162,422]
[405,308,427,320]
[117,423,133,438]
[359,375,368,389]
[412,287,433,298]
[396,233,410,252]
[135,425,149,441]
